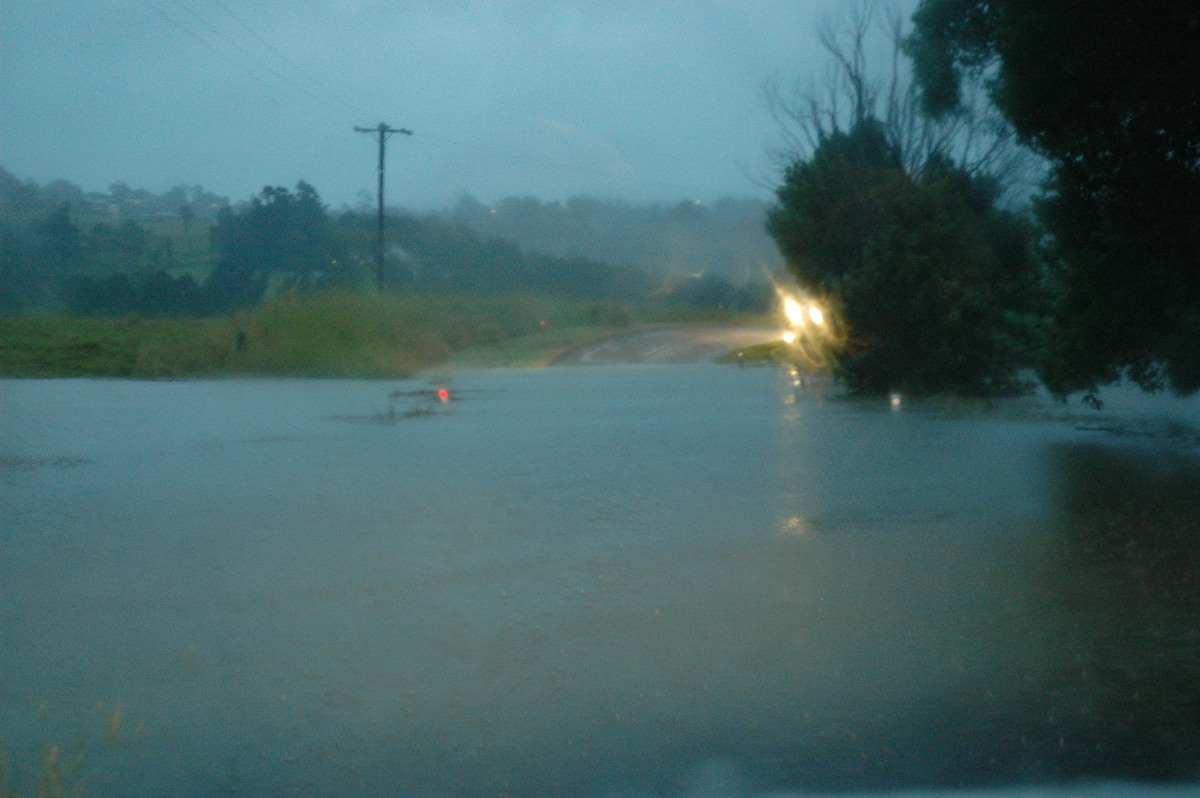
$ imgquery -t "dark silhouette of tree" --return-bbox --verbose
[907,0,1200,399]
[768,119,904,287]
[764,3,1041,396]
[2,175,83,307]
[0,232,42,310]
[207,181,333,309]
[0,166,45,216]
[85,219,149,272]
[65,272,204,316]
[767,119,1039,395]
[36,203,83,277]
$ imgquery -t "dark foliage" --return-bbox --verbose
[36,203,84,275]
[767,120,904,287]
[767,119,1040,395]
[0,168,208,312]
[207,182,333,310]
[665,274,772,313]
[66,272,205,316]
[907,1,1200,398]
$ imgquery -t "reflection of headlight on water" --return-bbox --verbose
[781,331,797,344]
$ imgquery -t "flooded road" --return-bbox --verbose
[551,325,778,365]
[2,364,1199,797]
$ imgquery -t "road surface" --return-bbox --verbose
[552,324,778,365]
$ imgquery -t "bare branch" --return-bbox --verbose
[765,0,1042,202]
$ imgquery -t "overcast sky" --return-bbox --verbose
[1,0,917,209]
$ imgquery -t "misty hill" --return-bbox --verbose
[0,167,230,223]
[441,194,783,287]
[1,170,771,315]
[386,212,652,300]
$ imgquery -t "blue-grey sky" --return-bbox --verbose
[1,0,915,209]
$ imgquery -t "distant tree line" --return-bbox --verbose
[0,168,769,316]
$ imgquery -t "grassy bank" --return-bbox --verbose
[0,291,752,378]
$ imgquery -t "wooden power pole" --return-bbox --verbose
[354,123,412,289]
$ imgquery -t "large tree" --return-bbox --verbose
[767,118,1039,395]
[907,1,1200,398]
[208,181,336,309]
[766,2,1040,396]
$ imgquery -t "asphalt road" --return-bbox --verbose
[552,324,778,365]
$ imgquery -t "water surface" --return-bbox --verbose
[2,367,1198,796]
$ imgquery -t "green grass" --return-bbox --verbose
[0,314,236,378]
[0,291,753,379]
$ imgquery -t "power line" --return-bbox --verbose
[138,0,362,119]
[203,0,369,118]
[139,0,708,202]
[138,0,265,85]
[167,0,341,111]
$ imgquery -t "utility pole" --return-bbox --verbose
[354,123,412,289]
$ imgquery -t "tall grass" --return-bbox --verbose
[0,291,647,379]
[0,314,238,378]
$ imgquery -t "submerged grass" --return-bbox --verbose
[0,291,746,379]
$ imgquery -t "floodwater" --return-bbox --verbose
[2,364,1199,797]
